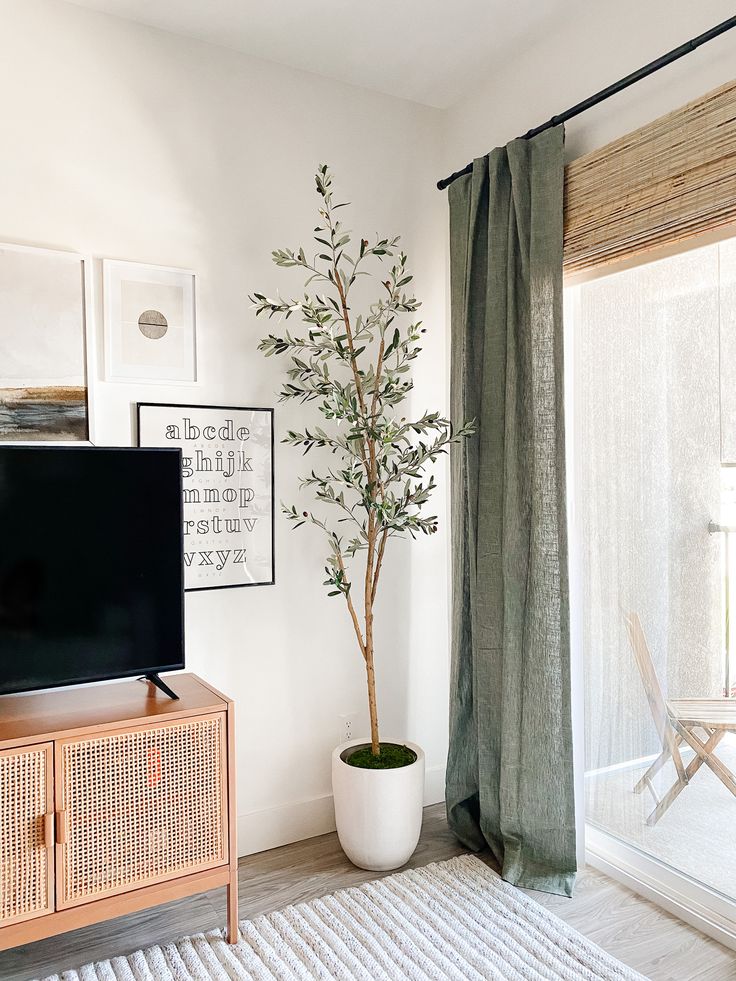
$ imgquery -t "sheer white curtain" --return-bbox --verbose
[567,237,736,898]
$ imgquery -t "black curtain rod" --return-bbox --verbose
[437,14,736,191]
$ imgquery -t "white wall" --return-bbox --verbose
[0,0,449,853]
[442,0,736,168]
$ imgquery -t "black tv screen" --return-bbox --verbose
[0,446,184,695]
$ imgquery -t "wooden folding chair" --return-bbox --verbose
[625,612,736,825]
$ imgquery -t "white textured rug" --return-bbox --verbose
[42,856,644,981]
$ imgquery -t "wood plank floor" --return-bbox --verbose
[1,804,735,980]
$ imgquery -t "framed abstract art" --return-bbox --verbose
[0,242,90,441]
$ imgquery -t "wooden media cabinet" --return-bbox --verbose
[0,673,238,951]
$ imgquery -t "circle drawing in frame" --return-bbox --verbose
[138,309,168,340]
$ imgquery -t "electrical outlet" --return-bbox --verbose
[338,713,359,745]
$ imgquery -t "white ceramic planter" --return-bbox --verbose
[331,738,425,871]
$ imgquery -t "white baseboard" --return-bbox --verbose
[237,764,446,857]
[238,793,336,857]
[424,763,447,807]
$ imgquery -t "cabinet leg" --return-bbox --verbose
[226,874,239,943]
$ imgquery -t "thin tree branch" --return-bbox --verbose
[335,549,367,661]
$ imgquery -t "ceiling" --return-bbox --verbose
[64,0,580,109]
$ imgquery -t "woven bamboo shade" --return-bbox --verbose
[564,79,736,272]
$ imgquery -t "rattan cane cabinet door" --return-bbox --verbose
[0,743,54,926]
[56,713,227,909]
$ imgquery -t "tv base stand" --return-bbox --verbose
[144,672,180,700]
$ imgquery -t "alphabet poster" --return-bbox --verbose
[137,403,274,590]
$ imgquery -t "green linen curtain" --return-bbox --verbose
[445,125,576,897]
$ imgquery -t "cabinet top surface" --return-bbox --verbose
[0,674,229,747]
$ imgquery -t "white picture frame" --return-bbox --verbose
[103,259,196,383]
[0,241,95,443]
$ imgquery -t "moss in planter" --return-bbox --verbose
[346,743,417,769]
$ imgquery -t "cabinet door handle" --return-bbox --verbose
[56,810,68,845]
[43,812,54,849]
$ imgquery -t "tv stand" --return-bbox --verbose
[144,672,180,700]
[0,674,238,952]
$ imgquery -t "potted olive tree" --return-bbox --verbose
[251,166,473,870]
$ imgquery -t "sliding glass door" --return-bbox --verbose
[566,236,736,911]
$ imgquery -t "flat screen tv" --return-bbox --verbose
[0,445,184,696]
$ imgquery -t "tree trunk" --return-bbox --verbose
[365,644,380,756]
[365,517,380,756]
